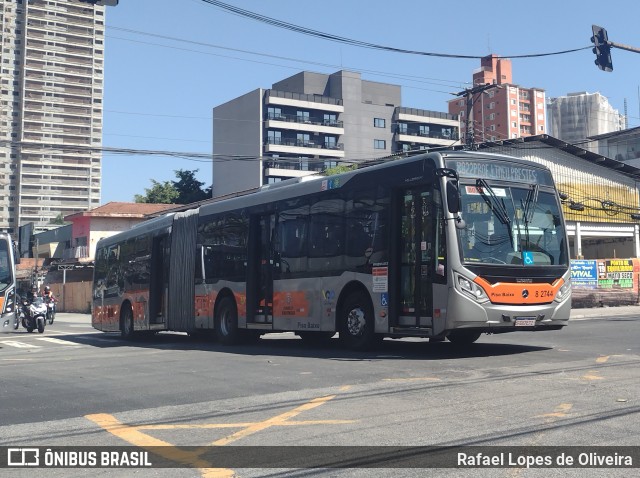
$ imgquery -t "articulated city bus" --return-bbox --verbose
[0,233,19,333]
[92,150,571,349]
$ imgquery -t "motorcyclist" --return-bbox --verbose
[42,285,57,324]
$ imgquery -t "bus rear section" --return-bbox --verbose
[0,233,18,333]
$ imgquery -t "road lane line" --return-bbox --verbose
[0,340,42,348]
[35,337,83,346]
[210,395,338,446]
[85,413,234,477]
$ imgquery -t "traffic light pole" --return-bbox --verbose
[608,41,640,55]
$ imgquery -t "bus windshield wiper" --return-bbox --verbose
[476,179,513,247]
[476,179,511,226]
[523,184,539,224]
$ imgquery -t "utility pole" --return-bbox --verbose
[452,83,495,149]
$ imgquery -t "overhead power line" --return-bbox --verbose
[200,0,590,59]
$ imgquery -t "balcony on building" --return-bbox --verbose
[394,107,460,147]
[265,89,345,134]
[263,156,340,181]
[264,135,345,158]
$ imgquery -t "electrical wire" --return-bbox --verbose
[199,0,591,60]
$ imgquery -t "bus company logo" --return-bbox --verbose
[522,289,529,299]
[7,448,39,466]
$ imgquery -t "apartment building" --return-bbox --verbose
[547,91,625,152]
[448,54,546,144]
[212,70,460,198]
[0,0,105,234]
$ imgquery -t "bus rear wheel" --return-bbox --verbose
[215,296,239,345]
[339,291,376,351]
[121,305,135,340]
[447,330,481,345]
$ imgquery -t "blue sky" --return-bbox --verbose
[101,0,640,203]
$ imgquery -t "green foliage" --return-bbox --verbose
[48,213,67,225]
[134,169,212,204]
[134,179,179,204]
[323,164,356,176]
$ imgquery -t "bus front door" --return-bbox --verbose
[396,187,436,332]
[248,213,276,324]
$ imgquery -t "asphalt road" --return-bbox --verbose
[1,310,639,477]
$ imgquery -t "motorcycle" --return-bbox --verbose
[44,296,56,325]
[20,296,47,334]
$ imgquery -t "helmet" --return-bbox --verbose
[44,286,50,292]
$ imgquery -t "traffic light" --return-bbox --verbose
[591,25,613,72]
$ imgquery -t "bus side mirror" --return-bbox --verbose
[446,180,460,214]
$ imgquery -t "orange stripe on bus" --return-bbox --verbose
[474,277,564,305]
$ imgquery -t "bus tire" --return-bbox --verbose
[121,304,135,340]
[339,291,376,351]
[447,330,481,345]
[215,296,239,345]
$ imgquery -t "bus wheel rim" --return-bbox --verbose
[346,308,365,337]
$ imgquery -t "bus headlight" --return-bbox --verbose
[455,272,489,303]
[554,279,571,303]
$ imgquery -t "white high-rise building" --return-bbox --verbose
[547,92,625,152]
[0,0,106,234]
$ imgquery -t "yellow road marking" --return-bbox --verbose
[86,393,354,476]
[210,395,338,446]
[596,355,609,363]
[382,377,441,382]
[537,403,573,418]
[86,413,234,477]
[339,385,352,391]
[582,371,604,380]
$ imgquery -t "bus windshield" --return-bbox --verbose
[457,181,568,266]
[0,239,14,291]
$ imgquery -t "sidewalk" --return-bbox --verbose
[570,304,640,319]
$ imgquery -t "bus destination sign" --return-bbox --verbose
[448,160,553,186]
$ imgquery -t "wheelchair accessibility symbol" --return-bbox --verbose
[523,251,534,265]
[381,293,389,307]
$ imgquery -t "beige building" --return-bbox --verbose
[0,0,108,234]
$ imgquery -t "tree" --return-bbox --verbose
[48,213,67,225]
[173,169,211,204]
[134,179,179,204]
[324,164,356,176]
[134,169,211,204]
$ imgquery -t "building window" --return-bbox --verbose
[296,110,310,123]
[297,133,310,146]
[419,125,429,137]
[267,130,281,144]
[323,113,337,126]
[374,118,386,128]
[374,139,386,150]
[324,136,337,149]
[267,107,282,120]
[397,123,408,134]
[488,102,495,110]
[511,99,516,105]
[511,121,517,128]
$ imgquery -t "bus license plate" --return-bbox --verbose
[515,317,536,327]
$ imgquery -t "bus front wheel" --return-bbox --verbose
[339,291,376,351]
[447,330,481,345]
[215,297,239,345]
